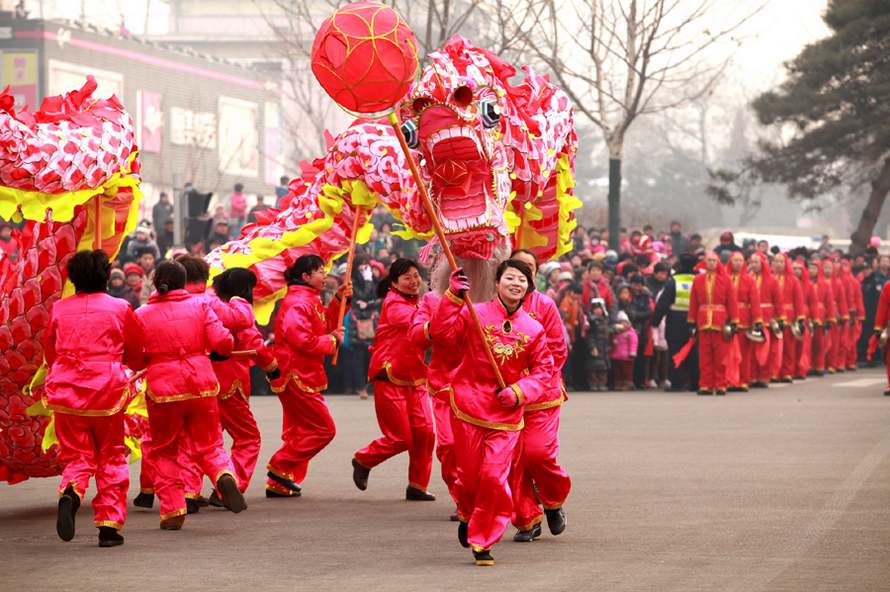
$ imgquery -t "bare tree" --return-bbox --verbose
[524,0,763,248]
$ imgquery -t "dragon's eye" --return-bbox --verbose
[480,99,500,128]
[400,119,419,149]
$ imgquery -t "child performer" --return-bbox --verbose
[46,250,143,547]
[611,311,638,391]
[430,260,553,566]
[135,260,244,530]
[210,268,278,501]
[265,254,350,497]
[508,249,571,543]
[352,259,435,500]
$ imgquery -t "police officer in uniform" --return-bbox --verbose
[653,254,700,391]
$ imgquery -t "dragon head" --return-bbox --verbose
[398,37,515,260]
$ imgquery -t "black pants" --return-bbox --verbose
[667,337,698,391]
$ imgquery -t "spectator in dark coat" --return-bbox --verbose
[653,254,700,392]
[627,274,654,388]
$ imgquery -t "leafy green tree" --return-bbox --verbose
[710,0,890,253]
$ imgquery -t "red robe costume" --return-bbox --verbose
[431,290,554,552]
[830,263,850,372]
[408,292,462,504]
[750,252,784,384]
[213,321,277,493]
[266,284,344,493]
[134,289,235,522]
[815,260,838,373]
[873,281,890,388]
[43,292,144,531]
[842,263,865,370]
[775,258,806,381]
[354,289,434,492]
[726,254,762,389]
[687,263,738,391]
[796,264,819,378]
[511,289,571,531]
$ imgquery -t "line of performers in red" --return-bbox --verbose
[682,250,869,395]
[43,248,570,566]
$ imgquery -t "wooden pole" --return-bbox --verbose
[331,205,364,365]
[387,112,506,389]
[93,197,101,250]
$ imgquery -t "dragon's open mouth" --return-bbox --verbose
[425,126,492,233]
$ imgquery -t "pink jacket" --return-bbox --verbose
[430,290,554,431]
[271,284,343,393]
[409,292,461,399]
[185,281,255,332]
[610,327,638,361]
[135,289,234,403]
[368,289,427,386]
[43,293,144,415]
[522,290,568,412]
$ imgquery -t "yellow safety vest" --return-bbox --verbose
[671,274,694,311]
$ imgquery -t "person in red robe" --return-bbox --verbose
[687,251,738,395]
[749,252,783,388]
[725,252,762,392]
[772,253,806,383]
[829,258,850,373]
[871,279,890,395]
[841,258,865,371]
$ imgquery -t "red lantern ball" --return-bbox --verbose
[311,1,418,115]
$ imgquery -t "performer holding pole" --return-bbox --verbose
[265,255,350,498]
[45,250,143,547]
[352,259,435,500]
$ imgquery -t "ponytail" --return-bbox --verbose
[153,260,186,295]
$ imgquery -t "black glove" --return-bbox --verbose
[687,322,697,337]
[777,319,785,332]
[209,351,229,362]
[797,319,806,335]
[753,322,763,334]
[266,368,281,381]
[730,322,738,335]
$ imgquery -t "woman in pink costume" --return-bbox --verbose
[431,259,554,566]
[265,254,350,497]
[352,259,435,500]
[134,260,244,530]
[508,249,571,542]
[46,250,143,547]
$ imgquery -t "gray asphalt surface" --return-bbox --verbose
[2,369,889,591]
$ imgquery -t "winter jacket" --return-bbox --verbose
[585,313,611,370]
[610,327,638,362]
[522,290,569,411]
[368,289,428,386]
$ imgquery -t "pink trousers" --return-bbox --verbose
[219,395,262,493]
[267,384,336,487]
[432,395,458,503]
[511,406,571,530]
[55,412,129,529]
[354,381,434,490]
[146,396,235,520]
[452,414,520,551]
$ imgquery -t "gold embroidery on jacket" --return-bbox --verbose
[483,325,529,364]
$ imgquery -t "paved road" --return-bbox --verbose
[2,370,889,591]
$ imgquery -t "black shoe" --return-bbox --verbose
[216,474,247,513]
[779,377,793,384]
[56,486,79,542]
[715,390,726,396]
[513,522,543,542]
[750,381,768,389]
[98,526,124,548]
[458,521,469,548]
[266,471,301,493]
[473,549,495,566]
[406,486,436,501]
[449,512,460,522]
[265,487,300,498]
[544,507,567,535]
[208,490,225,507]
[352,458,370,491]
[193,495,210,507]
[697,389,712,396]
[133,492,154,509]
[727,386,744,393]
[185,498,200,514]
[884,389,890,397]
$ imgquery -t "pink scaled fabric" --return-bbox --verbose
[146,396,234,520]
[408,292,461,501]
[55,412,129,530]
[512,290,571,530]
[354,382,435,489]
[452,414,520,551]
[266,383,336,487]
